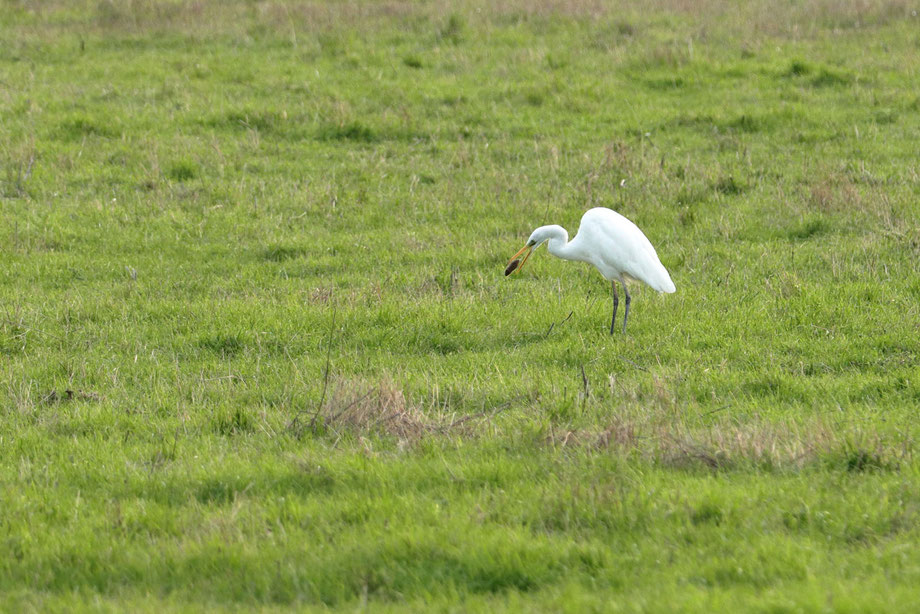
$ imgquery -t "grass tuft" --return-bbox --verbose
[713,174,746,195]
[788,216,828,240]
[213,407,254,436]
[167,159,198,182]
[811,67,852,87]
[403,54,423,69]
[56,115,116,140]
[318,121,378,142]
[438,13,466,44]
[261,245,306,262]
[787,59,812,76]
[198,333,247,356]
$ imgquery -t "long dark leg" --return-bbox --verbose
[610,281,619,335]
[622,282,631,334]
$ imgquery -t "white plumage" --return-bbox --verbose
[506,207,675,334]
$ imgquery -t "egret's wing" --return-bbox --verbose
[579,208,675,293]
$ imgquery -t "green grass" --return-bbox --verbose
[2,0,920,610]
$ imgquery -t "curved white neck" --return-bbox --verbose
[546,232,580,261]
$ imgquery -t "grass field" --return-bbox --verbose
[2,0,920,610]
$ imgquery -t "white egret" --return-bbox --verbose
[506,207,675,334]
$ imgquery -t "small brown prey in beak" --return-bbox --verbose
[505,243,534,276]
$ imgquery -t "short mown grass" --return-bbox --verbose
[2,0,920,611]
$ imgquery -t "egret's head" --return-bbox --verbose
[505,225,563,276]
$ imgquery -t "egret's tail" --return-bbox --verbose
[648,265,676,294]
[659,276,676,294]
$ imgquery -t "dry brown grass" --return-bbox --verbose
[653,419,837,470]
[805,169,915,237]
[318,376,430,444]
[809,173,863,214]
[540,374,911,471]
[545,412,909,471]
[290,376,522,446]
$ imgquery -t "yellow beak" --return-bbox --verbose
[505,243,534,276]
